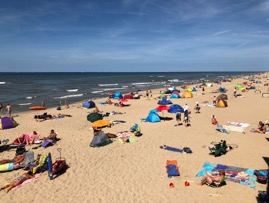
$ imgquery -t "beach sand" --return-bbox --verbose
[0,73,268,203]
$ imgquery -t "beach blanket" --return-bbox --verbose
[222,124,245,133]
[226,122,249,128]
[203,103,215,108]
[196,162,256,189]
[166,160,180,177]
[266,130,269,134]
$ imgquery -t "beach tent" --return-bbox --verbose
[219,87,227,93]
[82,100,96,109]
[170,94,180,99]
[90,131,111,147]
[182,92,193,98]
[113,92,123,99]
[123,94,134,99]
[206,83,213,87]
[146,112,160,123]
[192,87,197,92]
[216,99,228,108]
[0,117,17,130]
[217,94,228,100]
[158,97,173,105]
[87,113,103,123]
[235,84,244,90]
[186,87,193,92]
[168,104,184,113]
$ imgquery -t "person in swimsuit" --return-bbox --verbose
[0,153,26,165]
[0,171,34,193]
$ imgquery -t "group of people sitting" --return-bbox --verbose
[12,129,58,146]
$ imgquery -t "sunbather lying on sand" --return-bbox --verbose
[250,121,267,134]
[36,114,72,122]
[0,171,34,193]
[0,153,25,165]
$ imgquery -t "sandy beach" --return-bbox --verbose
[0,73,269,203]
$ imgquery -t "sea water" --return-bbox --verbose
[0,72,261,113]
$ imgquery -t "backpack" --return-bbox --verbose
[183,147,192,154]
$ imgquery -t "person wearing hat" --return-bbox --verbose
[194,102,201,114]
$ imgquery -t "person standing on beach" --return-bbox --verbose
[41,101,45,107]
[233,87,237,97]
[213,96,216,106]
[6,104,12,117]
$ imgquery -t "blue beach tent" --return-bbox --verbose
[113,92,123,99]
[146,112,160,123]
[158,97,173,105]
[168,104,184,113]
[170,94,180,99]
[82,100,96,108]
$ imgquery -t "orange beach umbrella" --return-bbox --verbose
[91,120,111,128]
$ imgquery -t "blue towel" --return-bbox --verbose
[215,164,229,170]
[216,125,229,134]
[164,146,183,153]
[166,164,180,177]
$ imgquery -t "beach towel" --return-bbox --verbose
[197,162,256,189]
[166,160,180,177]
[41,140,53,148]
[11,173,42,191]
[227,122,249,128]
[203,103,215,108]
[216,125,229,134]
[222,124,245,133]
[117,137,137,144]
[161,146,183,153]
[266,130,269,134]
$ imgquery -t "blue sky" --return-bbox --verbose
[0,0,268,72]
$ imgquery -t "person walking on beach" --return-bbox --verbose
[233,87,237,97]
[184,109,190,127]
[175,110,182,126]
[213,96,216,106]
[6,104,12,117]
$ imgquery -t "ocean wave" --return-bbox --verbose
[168,79,179,82]
[54,94,84,99]
[131,82,152,85]
[91,90,103,94]
[98,83,118,87]
[66,89,78,92]
[103,87,126,91]
[25,96,37,99]
[18,103,32,106]
[0,82,6,84]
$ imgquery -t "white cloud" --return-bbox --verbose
[211,30,232,36]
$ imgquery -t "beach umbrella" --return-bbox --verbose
[87,113,103,123]
[91,120,111,128]
[155,105,169,111]
[48,153,53,180]
[155,105,169,116]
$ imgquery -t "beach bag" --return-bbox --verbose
[183,147,192,154]
[254,170,268,184]
[16,145,26,155]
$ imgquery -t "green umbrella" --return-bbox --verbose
[87,113,103,123]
